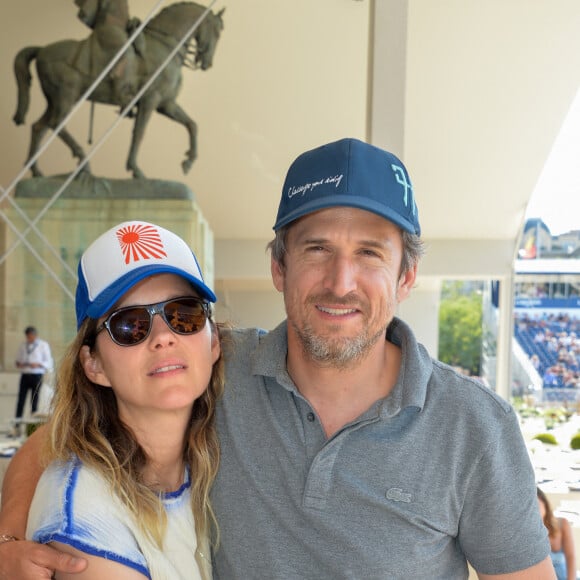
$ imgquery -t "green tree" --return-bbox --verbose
[438,281,483,375]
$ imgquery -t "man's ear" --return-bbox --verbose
[397,264,418,304]
[79,345,112,387]
[271,256,285,293]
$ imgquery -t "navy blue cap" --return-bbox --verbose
[274,138,420,235]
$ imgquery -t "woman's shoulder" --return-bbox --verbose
[31,458,116,521]
[28,457,149,572]
[35,457,79,500]
[557,515,573,532]
[39,457,110,496]
[31,456,138,537]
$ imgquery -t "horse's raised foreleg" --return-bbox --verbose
[127,98,158,179]
[157,101,197,174]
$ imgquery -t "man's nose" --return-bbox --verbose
[323,255,358,296]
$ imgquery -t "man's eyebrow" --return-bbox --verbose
[299,237,329,245]
[299,237,391,249]
[357,239,391,250]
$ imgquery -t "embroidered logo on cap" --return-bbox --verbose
[116,223,167,264]
[391,164,416,216]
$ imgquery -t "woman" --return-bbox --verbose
[537,487,576,580]
[26,220,223,579]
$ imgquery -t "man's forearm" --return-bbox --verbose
[0,425,88,578]
[0,426,46,537]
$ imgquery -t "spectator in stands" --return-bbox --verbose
[543,367,561,388]
[563,371,578,389]
[515,312,580,393]
[534,330,546,343]
[537,488,576,580]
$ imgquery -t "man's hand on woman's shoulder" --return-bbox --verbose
[0,539,87,579]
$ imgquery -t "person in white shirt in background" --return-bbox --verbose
[14,326,53,435]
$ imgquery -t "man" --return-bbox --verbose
[74,0,140,107]
[0,138,555,578]
[13,326,53,435]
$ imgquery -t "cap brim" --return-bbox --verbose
[274,194,419,235]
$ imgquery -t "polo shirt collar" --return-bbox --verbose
[251,317,432,416]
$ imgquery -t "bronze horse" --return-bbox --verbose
[13,1,225,179]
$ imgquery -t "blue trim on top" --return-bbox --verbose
[162,468,191,499]
[37,532,151,579]
[63,459,81,534]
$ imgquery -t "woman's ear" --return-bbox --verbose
[80,345,112,387]
[210,323,221,365]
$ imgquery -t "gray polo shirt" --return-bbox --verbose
[211,318,549,579]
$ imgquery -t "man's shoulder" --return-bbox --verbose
[221,325,268,340]
[221,326,268,364]
[221,324,289,380]
[221,326,268,347]
[429,358,514,415]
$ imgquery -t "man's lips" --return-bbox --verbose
[316,305,359,316]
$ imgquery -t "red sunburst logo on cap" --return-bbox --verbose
[116,224,167,264]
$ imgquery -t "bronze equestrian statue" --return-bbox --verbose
[13,0,225,179]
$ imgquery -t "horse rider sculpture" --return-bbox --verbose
[73,0,143,107]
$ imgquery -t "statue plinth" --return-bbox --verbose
[15,175,194,200]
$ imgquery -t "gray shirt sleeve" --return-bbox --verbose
[458,408,550,574]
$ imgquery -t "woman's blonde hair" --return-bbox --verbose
[44,312,224,550]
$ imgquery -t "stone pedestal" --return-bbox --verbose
[0,176,213,370]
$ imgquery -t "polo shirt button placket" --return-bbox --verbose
[306,412,315,422]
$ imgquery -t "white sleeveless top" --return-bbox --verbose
[27,457,210,580]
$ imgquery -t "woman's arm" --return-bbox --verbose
[1,427,46,535]
[559,516,576,580]
[51,543,145,580]
[0,427,87,578]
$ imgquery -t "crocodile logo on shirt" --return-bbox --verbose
[386,487,412,503]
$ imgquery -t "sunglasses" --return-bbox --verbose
[96,296,211,347]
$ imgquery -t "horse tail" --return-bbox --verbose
[13,46,41,126]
